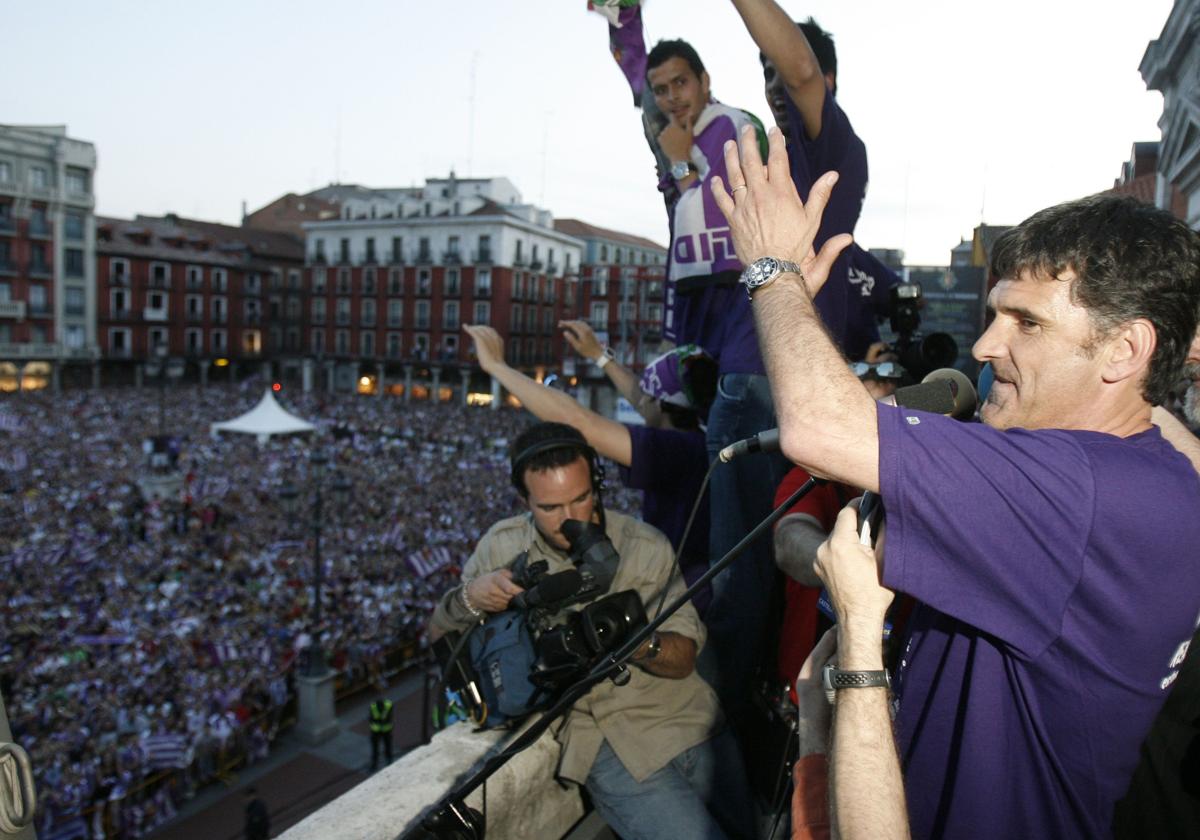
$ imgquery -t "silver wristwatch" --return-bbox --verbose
[670,160,694,180]
[739,257,803,300]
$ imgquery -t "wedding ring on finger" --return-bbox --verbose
[732,185,748,194]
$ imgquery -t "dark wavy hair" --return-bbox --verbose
[646,39,706,80]
[990,193,1200,405]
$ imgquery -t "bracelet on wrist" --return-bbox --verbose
[459,582,483,619]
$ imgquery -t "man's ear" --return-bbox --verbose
[1102,318,1156,385]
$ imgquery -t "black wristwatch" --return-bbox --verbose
[822,663,890,691]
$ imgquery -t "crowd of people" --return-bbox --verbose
[0,381,643,839]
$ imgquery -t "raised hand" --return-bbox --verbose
[711,124,852,298]
[463,324,505,374]
[559,319,604,360]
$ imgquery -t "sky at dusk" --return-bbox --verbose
[4,0,1174,265]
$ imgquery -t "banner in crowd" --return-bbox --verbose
[407,545,452,578]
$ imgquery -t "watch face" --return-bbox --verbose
[671,161,690,179]
[746,257,779,288]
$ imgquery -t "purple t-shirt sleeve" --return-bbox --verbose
[877,403,1093,657]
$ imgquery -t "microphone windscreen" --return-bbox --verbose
[893,380,956,415]
[537,569,583,603]
[921,368,979,419]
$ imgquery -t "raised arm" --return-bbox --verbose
[464,324,633,466]
[560,319,665,425]
[730,0,827,139]
[713,125,878,490]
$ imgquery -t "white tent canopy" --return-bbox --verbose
[209,389,315,444]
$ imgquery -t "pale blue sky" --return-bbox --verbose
[4,0,1173,264]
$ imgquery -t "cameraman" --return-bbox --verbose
[429,422,752,840]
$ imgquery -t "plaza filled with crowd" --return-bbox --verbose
[0,380,643,839]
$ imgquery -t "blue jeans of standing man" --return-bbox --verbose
[698,373,792,712]
[585,729,754,840]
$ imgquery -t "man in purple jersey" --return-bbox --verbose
[714,127,1200,839]
[731,0,869,351]
[599,4,791,714]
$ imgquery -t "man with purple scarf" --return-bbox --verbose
[598,0,793,717]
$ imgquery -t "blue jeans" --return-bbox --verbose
[584,730,754,840]
[699,373,792,711]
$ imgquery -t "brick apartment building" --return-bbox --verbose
[95,214,305,385]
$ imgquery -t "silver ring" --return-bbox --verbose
[732,185,747,194]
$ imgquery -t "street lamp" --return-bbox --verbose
[144,344,184,436]
[278,448,352,678]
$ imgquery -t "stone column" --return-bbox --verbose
[301,358,314,392]
[91,362,100,389]
[490,375,502,410]
[460,368,471,405]
[134,363,144,389]
[230,361,239,383]
[325,361,336,394]
[199,361,208,389]
[403,365,414,403]
[295,672,339,745]
[431,366,442,402]
[377,362,386,398]
[51,362,61,394]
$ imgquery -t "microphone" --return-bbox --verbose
[718,379,962,462]
[920,368,979,419]
[717,428,780,463]
[510,568,583,611]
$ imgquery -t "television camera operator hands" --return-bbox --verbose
[465,569,525,614]
[712,124,853,299]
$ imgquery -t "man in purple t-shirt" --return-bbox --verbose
[715,130,1200,839]
[732,0,868,350]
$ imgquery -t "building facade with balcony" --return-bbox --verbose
[0,124,98,389]
[95,214,304,384]
[297,174,585,394]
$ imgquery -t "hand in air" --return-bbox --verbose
[463,324,505,374]
[559,320,604,359]
[711,124,853,298]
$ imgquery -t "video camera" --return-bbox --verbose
[515,520,647,688]
[888,282,958,381]
[434,519,647,728]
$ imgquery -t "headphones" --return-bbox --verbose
[509,437,606,503]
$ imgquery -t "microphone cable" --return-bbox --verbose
[650,451,722,621]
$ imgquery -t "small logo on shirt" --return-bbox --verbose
[906,416,921,426]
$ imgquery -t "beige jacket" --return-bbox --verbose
[431,510,722,783]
